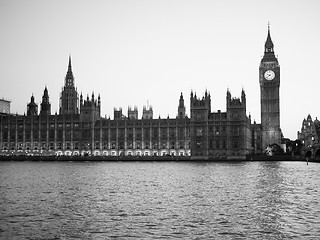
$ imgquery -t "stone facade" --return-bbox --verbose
[259,26,282,149]
[190,90,252,159]
[298,114,320,147]
[0,27,285,158]
[0,112,191,157]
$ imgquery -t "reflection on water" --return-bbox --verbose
[0,161,320,239]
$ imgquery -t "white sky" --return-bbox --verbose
[1,0,319,140]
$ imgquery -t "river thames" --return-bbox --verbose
[0,161,319,239]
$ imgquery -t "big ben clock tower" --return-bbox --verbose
[260,25,282,150]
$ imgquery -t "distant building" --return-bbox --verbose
[297,114,320,147]
[0,27,284,158]
[0,99,10,114]
[297,114,320,159]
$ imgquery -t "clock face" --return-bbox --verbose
[264,70,275,81]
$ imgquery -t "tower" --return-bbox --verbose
[260,25,281,149]
[226,89,248,155]
[80,92,101,122]
[27,95,38,116]
[190,90,211,121]
[226,89,246,121]
[190,90,211,158]
[142,104,153,119]
[40,87,51,116]
[59,56,79,115]
[128,106,138,119]
[177,92,186,118]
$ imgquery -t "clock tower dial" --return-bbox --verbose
[264,70,275,80]
[259,25,282,150]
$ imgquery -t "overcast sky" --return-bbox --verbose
[1,0,319,140]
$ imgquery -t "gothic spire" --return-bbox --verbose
[262,24,277,62]
[179,92,184,107]
[40,86,51,115]
[43,86,48,96]
[265,23,274,53]
[42,86,49,102]
[27,94,38,116]
[65,55,74,86]
[178,92,186,118]
[68,55,72,72]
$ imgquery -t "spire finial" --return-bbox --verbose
[65,54,75,86]
[264,22,274,53]
[180,92,183,101]
[68,54,72,71]
[267,21,271,39]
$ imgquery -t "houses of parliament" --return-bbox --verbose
[0,27,282,159]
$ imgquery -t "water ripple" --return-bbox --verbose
[1,161,320,239]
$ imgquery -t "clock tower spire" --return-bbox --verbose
[260,25,282,150]
[262,24,277,62]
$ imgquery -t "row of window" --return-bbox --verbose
[2,141,190,151]
[1,132,189,141]
[194,140,240,149]
[195,126,241,136]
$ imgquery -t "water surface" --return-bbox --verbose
[0,161,319,239]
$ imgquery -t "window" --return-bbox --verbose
[232,141,239,149]
[196,127,202,136]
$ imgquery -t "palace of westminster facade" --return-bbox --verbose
[0,28,282,159]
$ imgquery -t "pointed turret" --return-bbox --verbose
[265,24,274,52]
[65,55,75,87]
[262,24,277,62]
[226,89,231,106]
[178,92,186,118]
[179,92,184,107]
[27,94,38,116]
[80,92,83,106]
[44,86,48,95]
[59,55,79,115]
[40,86,51,115]
[241,88,246,105]
[68,55,72,70]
